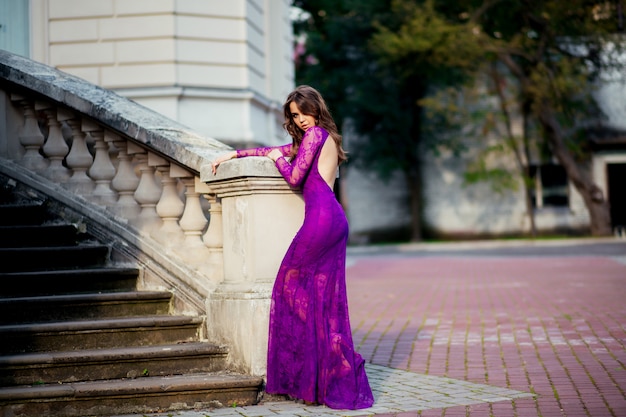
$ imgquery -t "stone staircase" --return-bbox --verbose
[0,181,263,417]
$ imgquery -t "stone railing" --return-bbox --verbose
[0,50,304,376]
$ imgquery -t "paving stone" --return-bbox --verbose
[117,363,533,417]
[116,240,626,417]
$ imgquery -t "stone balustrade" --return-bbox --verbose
[6,93,217,275]
[0,49,302,375]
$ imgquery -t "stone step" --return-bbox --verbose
[0,372,263,417]
[0,245,110,273]
[0,268,140,297]
[0,178,264,416]
[0,342,229,386]
[0,291,172,324]
[0,316,204,355]
[0,203,48,226]
[0,224,79,247]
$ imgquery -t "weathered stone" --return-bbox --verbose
[0,50,232,173]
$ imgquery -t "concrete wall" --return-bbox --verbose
[420,142,590,238]
[341,111,593,241]
[592,72,626,200]
[342,168,411,243]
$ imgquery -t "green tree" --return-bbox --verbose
[293,0,479,241]
[372,0,625,236]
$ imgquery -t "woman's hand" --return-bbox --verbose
[211,151,237,175]
[268,149,283,162]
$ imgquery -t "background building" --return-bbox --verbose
[2,0,624,242]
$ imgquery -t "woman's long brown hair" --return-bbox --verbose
[282,85,347,165]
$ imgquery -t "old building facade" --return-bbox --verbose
[1,0,293,146]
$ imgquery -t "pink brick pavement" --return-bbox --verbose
[346,254,626,417]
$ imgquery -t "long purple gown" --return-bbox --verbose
[236,126,374,409]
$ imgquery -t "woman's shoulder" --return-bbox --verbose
[305,125,329,137]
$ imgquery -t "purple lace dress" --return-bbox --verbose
[237,126,374,409]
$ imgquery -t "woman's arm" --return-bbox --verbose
[211,150,236,175]
[237,143,292,158]
[211,144,292,175]
[275,126,327,187]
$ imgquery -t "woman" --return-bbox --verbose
[211,85,374,410]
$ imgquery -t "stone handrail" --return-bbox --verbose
[0,50,304,375]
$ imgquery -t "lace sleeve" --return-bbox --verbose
[237,143,292,158]
[275,126,327,187]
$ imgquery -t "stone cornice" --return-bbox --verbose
[200,156,286,187]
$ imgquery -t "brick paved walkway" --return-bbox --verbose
[347,243,626,417]
[123,240,626,417]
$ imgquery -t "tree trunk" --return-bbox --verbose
[522,105,537,238]
[406,76,426,242]
[497,53,612,236]
[406,169,422,242]
[490,63,537,237]
[523,180,537,237]
[538,104,612,236]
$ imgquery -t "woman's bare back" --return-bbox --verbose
[318,137,339,190]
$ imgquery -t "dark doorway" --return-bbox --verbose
[607,163,626,229]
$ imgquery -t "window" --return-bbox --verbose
[0,0,30,58]
[529,164,569,208]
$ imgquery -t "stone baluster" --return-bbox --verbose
[11,95,48,171]
[38,103,70,181]
[63,117,95,194]
[174,176,210,263]
[85,121,117,206]
[110,134,140,220]
[133,150,163,232]
[152,158,186,245]
[202,193,224,282]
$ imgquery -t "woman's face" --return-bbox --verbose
[289,101,316,132]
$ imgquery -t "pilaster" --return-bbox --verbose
[200,156,304,375]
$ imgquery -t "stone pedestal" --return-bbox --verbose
[200,156,304,376]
